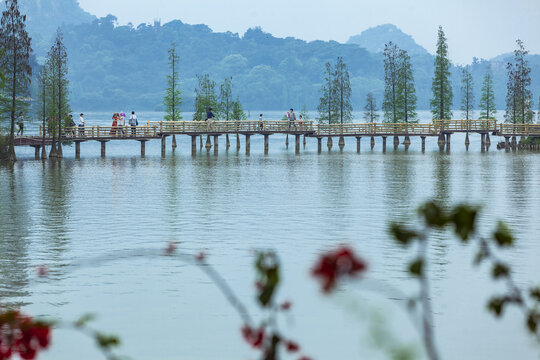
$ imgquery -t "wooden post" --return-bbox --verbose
[245,134,251,155]
[264,134,269,154]
[481,133,486,152]
[226,134,230,149]
[295,134,300,153]
[421,136,426,153]
[237,133,241,150]
[403,135,411,146]
[382,136,387,153]
[338,136,345,150]
[100,141,107,158]
[161,136,167,157]
[172,134,177,150]
[75,141,81,159]
[505,136,510,151]
[33,146,40,160]
[317,137,322,153]
[465,133,470,147]
[370,136,375,150]
[191,135,197,155]
[286,134,289,148]
[356,137,361,153]
[41,144,47,160]
[446,133,451,152]
[393,136,399,150]
[437,132,446,146]
[303,134,306,147]
[214,135,219,152]
[511,136,517,150]
[485,133,491,147]
[327,137,333,150]
[140,140,147,157]
[205,135,212,150]
[200,135,203,149]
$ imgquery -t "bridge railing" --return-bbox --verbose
[43,125,160,139]
[433,119,498,132]
[314,122,437,136]
[147,120,315,133]
[498,123,540,136]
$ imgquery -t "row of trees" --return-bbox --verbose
[316,57,352,124]
[163,43,247,122]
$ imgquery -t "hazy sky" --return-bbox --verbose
[78,0,540,64]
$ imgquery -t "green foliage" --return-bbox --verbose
[317,61,339,124]
[363,92,379,122]
[255,251,280,307]
[417,201,448,228]
[479,67,496,120]
[163,43,182,121]
[408,258,423,277]
[492,263,510,279]
[299,104,310,120]
[230,97,247,120]
[430,26,453,120]
[95,332,120,350]
[217,77,233,120]
[460,66,474,120]
[193,74,218,121]
[74,313,97,328]
[505,40,534,124]
[389,222,417,246]
[450,205,479,242]
[333,56,353,124]
[493,221,514,247]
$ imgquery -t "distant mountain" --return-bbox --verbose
[347,24,429,56]
[15,0,96,57]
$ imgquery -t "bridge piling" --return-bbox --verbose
[393,136,399,150]
[485,133,491,148]
[31,146,40,160]
[421,136,426,152]
[446,133,451,152]
[226,134,230,149]
[286,134,289,148]
[100,141,107,158]
[370,136,375,150]
[214,135,219,152]
[338,136,345,150]
[75,141,81,159]
[382,136,387,153]
[295,134,301,153]
[191,135,197,154]
[172,135,177,150]
[205,135,212,150]
[511,136,517,150]
[317,138,322,153]
[327,137,333,150]
[161,136,167,157]
[139,140,147,157]
[236,134,241,150]
[245,135,251,155]
[264,135,269,154]
[356,137,361,153]
[403,135,411,148]
[200,135,203,149]
[505,136,510,152]
[303,135,306,147]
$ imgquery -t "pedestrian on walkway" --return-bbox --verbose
[16,112,24,136]
[288,108,296,129]
[118,112,126,136]
[78,113,85,137]
[129,111,138,136]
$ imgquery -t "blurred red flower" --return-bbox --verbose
[311,246,367,293]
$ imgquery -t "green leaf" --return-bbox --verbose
[255,252,280,307]
[492,263,510,279]
[389,223,418,246]
[487,297,505,317]
[74,313,96,328]
[493,221,514,247]
[418,202,448,228]
[408,259,423,278]
[473,248,488,266]
[95,333,121,350]
[450,205,479,241]
[527,310,539,333]
[529,287,540,302]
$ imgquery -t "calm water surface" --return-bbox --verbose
[1,111,539,360]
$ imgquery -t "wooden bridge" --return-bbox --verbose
[12,119,540,158]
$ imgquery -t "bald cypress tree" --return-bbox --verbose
[397,49,417,123]
[333,56,352,124]
[479,67,496,120]
[430,26,453,120]
[0,0,32,162]
[460,66,474,120]
[164,43,182,121]
[317,62,338,124]
[382,42,399,123]
[363,93,379,123]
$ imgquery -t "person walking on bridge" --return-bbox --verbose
[78,113,85,137]
[16,112,24,136]
[129,111,138,136]
[118,112,126,136]
[288,108,296,129]
[110,113,118,136]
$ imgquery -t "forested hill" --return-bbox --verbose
[18,0,539,113]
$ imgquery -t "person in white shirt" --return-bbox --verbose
[118,112,126,136]
[129,111,138,136]
[78,113,85,137]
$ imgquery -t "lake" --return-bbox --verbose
[1,111,539,360]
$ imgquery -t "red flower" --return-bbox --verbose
[285,340,300,353]
[195,252,206,262]
[164,242,177,255]
[241,325,265,348]
[311,246,367,293]
[0,310,51,360]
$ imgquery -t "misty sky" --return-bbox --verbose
[78,0,540,64]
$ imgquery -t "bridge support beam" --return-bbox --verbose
[481,133,486,152]
[437,133,446,147]
[205,135,212,150]
[327,137,333,150]
[139,140,147,157]
[338,136,345,150]
[511,136,517,150]
[191,135,197,155]
[382,136,387,153]
[303,135,306,147]
[370,136,375,150]
[226,134,230,149]
[264,135,269,154]
[393,136,399,150]
[41,144,47,159]
[245,135,251,155]
[356,137,361,153]
[403,135,411,150]
[31,145,40,160]
[161,136,167,157]
[485,133,491,148]
[286,134,289,148]
[505,136,510,152]
[421,136,426,153]
[75,141,81,159]
[172,135,177,150]
[446,133,451,152]
[100,141,107,158]
[214,135,219,152]
[465,133,470,151]
[295,134,300,153]
[317,138,322,153]
[237,134,241,150]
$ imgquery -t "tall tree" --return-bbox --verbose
[0,0,32,161]
[317,62,338,124]
[163,43,182,121]
[397,49,417,123]
[46,29,70,157]
[230,97,247,120]
[460,66,474,120]
[333,56,352,124]
[363,92,379,123]
[479,67,496,120]
[193,73,217,121]
[430,26,453,120]
[218,77,233,121]
[512,40,533,124]
[36,67,48,157]
[382,42,399,123]
[504,63,518,124]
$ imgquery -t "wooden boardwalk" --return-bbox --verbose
[11,119,540,158]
